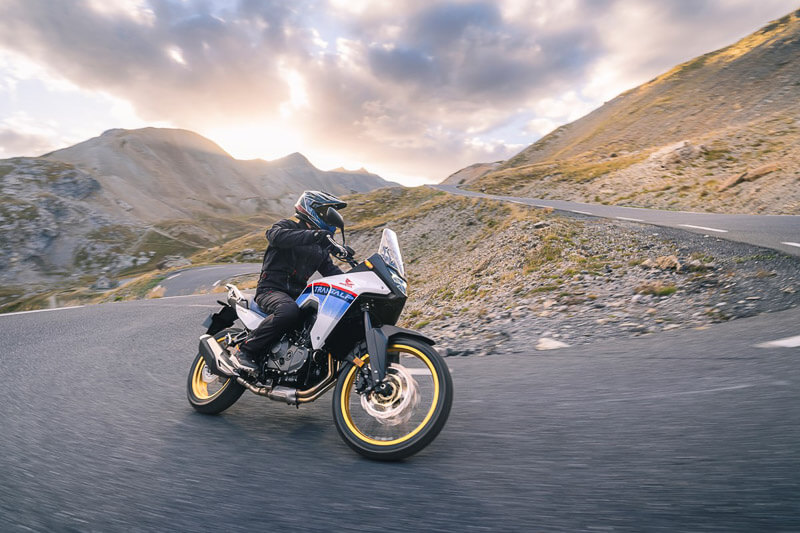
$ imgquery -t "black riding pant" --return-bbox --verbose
[240,290,300,357]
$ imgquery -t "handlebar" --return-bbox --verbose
[327,235,358,267]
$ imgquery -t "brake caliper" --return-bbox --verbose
[355,368,371,394]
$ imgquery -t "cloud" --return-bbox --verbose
[0,129,55,157]
[0,0,798,182]
[0,112,65,157]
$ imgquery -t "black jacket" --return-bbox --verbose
[255,218,343,300]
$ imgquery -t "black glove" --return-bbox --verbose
[312,230,331,244]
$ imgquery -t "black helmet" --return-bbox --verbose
[294,190,347,233]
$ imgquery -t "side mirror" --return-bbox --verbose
[322,207,344,230]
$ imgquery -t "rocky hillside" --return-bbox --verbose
[6,187,799,355]
[0,127,395,302]
[464,10,800,214]
[341,189,799,353]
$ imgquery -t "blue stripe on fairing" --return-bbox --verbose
[296,286,312,306]
[320,295,350,318]
[296,284,356,320]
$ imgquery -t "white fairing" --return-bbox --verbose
[298,271,390,350]
[230,271,390,351]
[237,305,266,331]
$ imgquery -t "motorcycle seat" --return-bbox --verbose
[249,299,269,318]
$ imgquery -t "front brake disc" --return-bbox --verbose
[360,365,420,426]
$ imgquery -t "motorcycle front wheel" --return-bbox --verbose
[332,337,453,461]
[187,328,245,414]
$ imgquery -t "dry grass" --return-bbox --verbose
[146,285,166,299]
[635,281,678,297]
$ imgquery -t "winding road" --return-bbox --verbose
[434,184,800,257]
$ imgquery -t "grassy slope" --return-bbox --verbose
[470,10,800,214]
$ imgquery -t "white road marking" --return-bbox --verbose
[559,384,755,405]
[781,241,800,248]
[0,305,84,317]
[212,279,222,287]
[534,205,550,209]
[755,335,800,348]
[679,224,728,233]
[616,216,644,222]
[571,210,594,216]
[166,273,181,280]
[139,294,213,301]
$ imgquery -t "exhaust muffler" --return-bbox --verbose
[198,334,238,377]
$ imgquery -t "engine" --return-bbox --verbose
[266,340,310,375]
[263,330,324,388]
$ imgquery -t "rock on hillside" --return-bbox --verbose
[442,161,501,186]
[465,10,800,214]
[0,158,109,283]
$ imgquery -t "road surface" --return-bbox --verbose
[1,296,798,531]
[434,184,800,257]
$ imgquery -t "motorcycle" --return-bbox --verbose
[187,208,453,461]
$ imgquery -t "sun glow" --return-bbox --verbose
[205,124,307,161]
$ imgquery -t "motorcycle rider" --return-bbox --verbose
[229,190,346,371]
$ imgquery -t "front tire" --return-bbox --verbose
[332,337,453,461]
[187,328,245,414]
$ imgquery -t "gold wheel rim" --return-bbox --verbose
[340,344,440,446]
[191,355,230,401]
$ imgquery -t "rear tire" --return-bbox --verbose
[332,337,453,461]
[187,328,245,414]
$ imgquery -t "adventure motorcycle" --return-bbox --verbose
[187,210,453,461]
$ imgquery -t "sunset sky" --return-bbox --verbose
[0,0,797,185]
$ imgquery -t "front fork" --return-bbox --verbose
[352,309,394,395]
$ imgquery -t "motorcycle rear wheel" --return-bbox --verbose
[332,337,453,461]
[187,328,245,414]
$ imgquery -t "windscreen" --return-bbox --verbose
[378,228,404,277]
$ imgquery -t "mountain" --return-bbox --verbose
[461,9,800,214]
[42,127,396,222]
[0,127,396,289]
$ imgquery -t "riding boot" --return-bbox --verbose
[229,345,259,372]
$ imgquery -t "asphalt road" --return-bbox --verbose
[434,184,800,257]
[1,296,799,531]
[158,263,261,296]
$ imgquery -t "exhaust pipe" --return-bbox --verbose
[236,378,298,405]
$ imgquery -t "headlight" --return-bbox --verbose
[390,270,407,295]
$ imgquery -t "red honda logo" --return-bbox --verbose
[344,278,354,288]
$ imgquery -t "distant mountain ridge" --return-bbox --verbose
[0,127,397,289]
[42,127,396,223]
[458,9,800,214]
